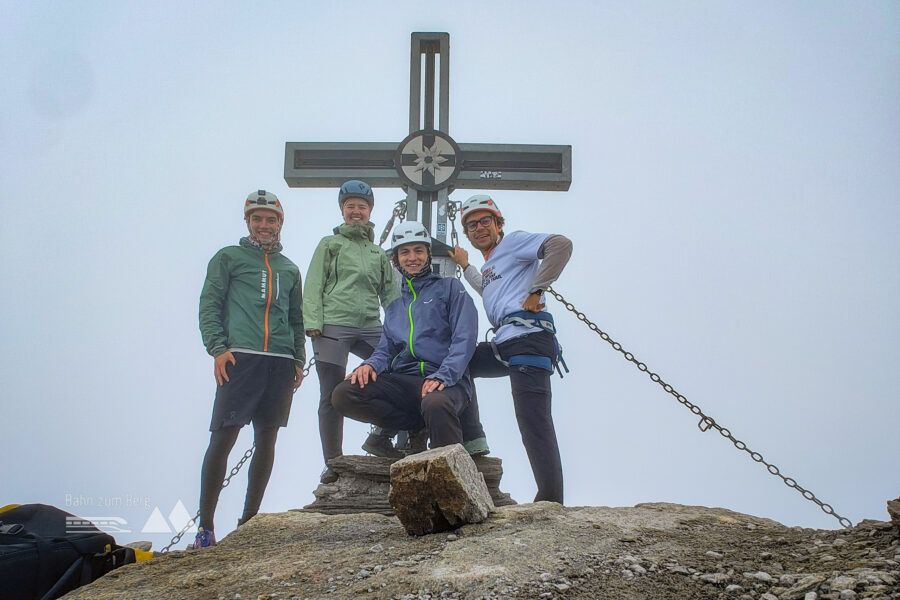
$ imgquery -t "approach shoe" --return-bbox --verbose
[320,466,339,484]
[193,527,216,549]
[404,428,428,455]
[361,432,404,459]
[464,437,491,456]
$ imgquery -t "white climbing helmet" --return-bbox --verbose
[390,222,432,250]
[460,194,502,225]
[244,190,284,221]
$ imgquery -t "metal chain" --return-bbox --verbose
[159,444,257,553]
[302,357,316,378]
[378,199,408,247]
[546,286,853,529]
[447,200,462,279]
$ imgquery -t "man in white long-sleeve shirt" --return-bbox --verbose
[449,194,572,504]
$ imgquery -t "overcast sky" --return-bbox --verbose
[2,1,898,549]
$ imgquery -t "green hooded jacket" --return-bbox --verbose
[199,237,306,365]
[302,222,399,332]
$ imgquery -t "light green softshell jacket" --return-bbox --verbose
[302,223,399,332]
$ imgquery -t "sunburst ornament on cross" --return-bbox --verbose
[396,130,462,192]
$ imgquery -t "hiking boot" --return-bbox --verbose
[320,466,338,484]
[193,527,216,549]
[405,428,428,455]
[464,437,491,456]
[361,432,404,459]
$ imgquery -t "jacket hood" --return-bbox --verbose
[333,222,375,242]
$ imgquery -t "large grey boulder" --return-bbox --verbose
[388,443,495,535]
[303,453,514,515]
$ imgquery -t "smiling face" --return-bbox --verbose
[246,208,282,244]
[463,209,502,252]
[395,243,430,275]
[341,197,372,226]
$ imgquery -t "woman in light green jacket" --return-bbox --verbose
[303,180,400,483]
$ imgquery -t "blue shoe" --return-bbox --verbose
[193,527,216,549]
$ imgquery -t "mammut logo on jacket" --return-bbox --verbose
[260,269,268,298]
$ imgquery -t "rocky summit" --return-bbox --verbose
[64,500,899,600]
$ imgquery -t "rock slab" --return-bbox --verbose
[389,443,495,535]
[887,495,899,529]
[63,502,900,600]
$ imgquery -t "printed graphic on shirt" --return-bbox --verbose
[480,230,550,344]
[482,266,503,289]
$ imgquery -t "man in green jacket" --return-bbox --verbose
[304,180,400,483]
[194,190,306,548]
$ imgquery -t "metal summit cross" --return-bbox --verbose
[284,32,571,247]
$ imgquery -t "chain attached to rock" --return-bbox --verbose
[546,286,853,529]
[159,444,257,553]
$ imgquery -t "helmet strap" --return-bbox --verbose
[396,252,433,280]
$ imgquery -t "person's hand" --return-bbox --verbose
[522,291,545,313]
[214,351,236,386]
[293,364,305,391]
[447,245,469,269]
[348,364,377,388]
[421,378,445,397]
[306,329,322,338]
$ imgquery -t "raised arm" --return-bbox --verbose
[448,245,484,295]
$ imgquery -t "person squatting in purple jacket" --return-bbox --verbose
[331,222,479,450]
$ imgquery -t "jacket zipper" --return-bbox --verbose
[406,278,424,376]
[263,253,273,351]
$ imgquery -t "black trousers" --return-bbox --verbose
[468,330,564,504]
[332,373,468,448]
[315,339,378,463]
[199,424,279,531]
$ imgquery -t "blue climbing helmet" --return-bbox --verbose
[338,180,375,209]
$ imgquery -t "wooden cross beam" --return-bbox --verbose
[284,32,571,245]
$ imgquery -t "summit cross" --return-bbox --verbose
[284,32,571,246]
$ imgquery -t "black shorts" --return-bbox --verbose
[209,352,295,431]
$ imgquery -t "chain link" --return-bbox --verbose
[447,200,462,279]
[159,444,257,553]
[302,357,316,378]
[379,199,408,247]
[546,286,853,529]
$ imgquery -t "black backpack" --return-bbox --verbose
[0,504,136,600]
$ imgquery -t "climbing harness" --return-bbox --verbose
[546,286,853,529]
[160,357,316,553]
[378,199,408,247]
[489,310,569,378]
